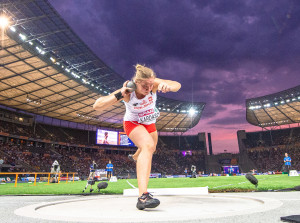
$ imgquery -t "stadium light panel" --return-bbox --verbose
[19,33,27,41]
[9,26,16,32]
[188,108,196,116]
[0,15,9,29]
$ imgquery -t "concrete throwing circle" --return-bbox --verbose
[15,194,282,222]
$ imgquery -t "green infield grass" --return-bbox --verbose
[0,174,299,195]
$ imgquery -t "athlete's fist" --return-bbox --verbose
[157,82,171,93]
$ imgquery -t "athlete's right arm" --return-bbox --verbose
[93,81,131,111]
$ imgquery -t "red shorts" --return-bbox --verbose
[123,121,156,137]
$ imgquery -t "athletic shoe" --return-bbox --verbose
[90,189,94,193]
[136,192,160,210]
[128,154,136,163]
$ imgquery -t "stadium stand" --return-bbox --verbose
[0,116,206,177]
[239,84,300,173]
[242,127,300,172]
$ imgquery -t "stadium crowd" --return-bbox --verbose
[0,119,206,178]
[245,127,300,172]
[0,140,205,178]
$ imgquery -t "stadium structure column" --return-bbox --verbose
[198,132,207,156]
[207,133,213,155]
[237,130,246,154]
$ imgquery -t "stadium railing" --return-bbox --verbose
[0,172,78,187]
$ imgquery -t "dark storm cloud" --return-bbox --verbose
[49,0,300,74]
[202,104,227,119]
[49,0,300,116]
[208,115,246,125]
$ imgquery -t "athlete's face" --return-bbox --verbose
[136,78,154,95]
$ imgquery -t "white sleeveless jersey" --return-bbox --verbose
[124,91,160,125]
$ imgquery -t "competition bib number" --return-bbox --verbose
[138,108,160,123]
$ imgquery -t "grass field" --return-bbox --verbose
[0,174,299,195]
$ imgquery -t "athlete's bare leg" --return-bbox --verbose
[129,126,156,196]
[132,148,141,161]
[132,131,157,161]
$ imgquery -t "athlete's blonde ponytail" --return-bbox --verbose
[133,64,156,82]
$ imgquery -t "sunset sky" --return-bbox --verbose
[49,0,300,154]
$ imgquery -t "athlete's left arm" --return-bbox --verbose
[153,78,181,93]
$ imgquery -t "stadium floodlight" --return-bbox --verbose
[286,99,290,103]
[9,26,16,32]
[0,15,9,29]
[188,108,196,116]
[50,57,56,63]
[19,33,27,41]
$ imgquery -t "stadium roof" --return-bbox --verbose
[0,0,205,132]
[246,85,300,127]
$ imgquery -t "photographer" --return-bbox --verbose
[83,160,97,193]
[0,158,3,172]
[50,160,60,183]
[191,165,197,178]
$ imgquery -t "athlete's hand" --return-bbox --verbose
[121,80,133,97]
[157,82,171,93]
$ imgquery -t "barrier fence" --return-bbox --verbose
[0,172,78,187]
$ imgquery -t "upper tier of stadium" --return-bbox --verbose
[246,85,300,127]
[0,0,205,132]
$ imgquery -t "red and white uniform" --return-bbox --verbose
[123,91,160,136]
[124,91,160,124]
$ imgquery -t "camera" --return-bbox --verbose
[191,165,196,172]
[93,163,97,169]
[190,165,197,178]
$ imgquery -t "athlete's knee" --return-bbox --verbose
[141,142,155,153]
